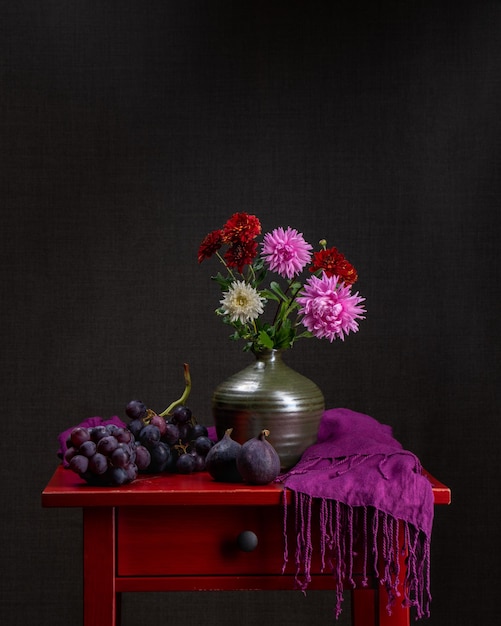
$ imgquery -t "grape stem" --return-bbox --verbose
[159,363,192,417]
[174,440,189,454]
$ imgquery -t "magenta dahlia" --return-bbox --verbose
[297,274,366,342]
[261,227,312,279]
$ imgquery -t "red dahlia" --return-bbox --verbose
[224,240,258,273]
[222,212,261,244]
[198,229,223,263]
[309,247,358,285]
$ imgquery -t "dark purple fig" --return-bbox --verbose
[205,428,243,483]
[236,429,280,485]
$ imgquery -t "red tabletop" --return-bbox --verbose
[42,464,451,507]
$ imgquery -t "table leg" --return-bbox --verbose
[352,587,376,626]
[377,592,410,626]
[83,507,118,626]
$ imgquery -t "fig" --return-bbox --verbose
[236,429,280,485]
[205,428,243,482]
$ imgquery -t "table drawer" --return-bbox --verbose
[117,505,291,576]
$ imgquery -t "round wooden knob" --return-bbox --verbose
[236,530,258,552]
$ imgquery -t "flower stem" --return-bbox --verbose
[248,264,256,283]
[271,278,296,327]
[216,251,235,279]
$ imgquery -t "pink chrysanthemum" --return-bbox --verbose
[261,227,312,279]
[297,274,366,342]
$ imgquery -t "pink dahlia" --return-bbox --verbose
[261,227,312,279]
[297,274,366,342]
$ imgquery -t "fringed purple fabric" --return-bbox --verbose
[277,408,434,620]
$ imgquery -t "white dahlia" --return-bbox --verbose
[219,281,265,324]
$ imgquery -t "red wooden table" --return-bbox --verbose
[42,465,451,626]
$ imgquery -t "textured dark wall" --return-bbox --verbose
[2,1,500,624]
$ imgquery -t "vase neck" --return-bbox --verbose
[253,348,284,364]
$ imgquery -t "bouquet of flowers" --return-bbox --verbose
[198,213,366,353]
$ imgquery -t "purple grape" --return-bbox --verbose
[115,427,132,444]
[123,443,136,463]
[164,446,180,473]
[128,419,144,439]
[139,424,161,449]
[97,435,119,456]
[171,405,192,425]
[70,427,91,448]
[125,463,138,482]
[64,447,78,464]
[177,422,192,443]
[191,424,209,439]
[194,436,213,456]
[125,399,147,420]
[90,425,108,443]
[148,442,171,472]
[176,453,196,474]
[69,454,89,475]
[111,446,130,468]
[161,422,180,446]
[107,466,128,486]
[191,452,206,472]
[79,440,97,458]
[149,414,167,436]
[88,452,108,475]
[134,445,151,471]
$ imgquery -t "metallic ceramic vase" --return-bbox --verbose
[211,349,325,471]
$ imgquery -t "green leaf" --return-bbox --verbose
[260,289,281,303]
[272,319,295,349]
[251,258,267,284]
[258,330,274,349]
[295,330,314,340]
[253,267,267,286]
[212,273,233,290]
[253,257,266,271]
[269,281,289,302]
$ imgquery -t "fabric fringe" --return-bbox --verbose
[282,491,432,620]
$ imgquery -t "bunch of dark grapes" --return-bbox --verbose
[125,399,214,475]
[64,424,151,486]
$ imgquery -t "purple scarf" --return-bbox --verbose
[277,408,434,619]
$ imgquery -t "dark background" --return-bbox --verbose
[2,1,500,624]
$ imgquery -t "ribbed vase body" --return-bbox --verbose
[211,349,325,471]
